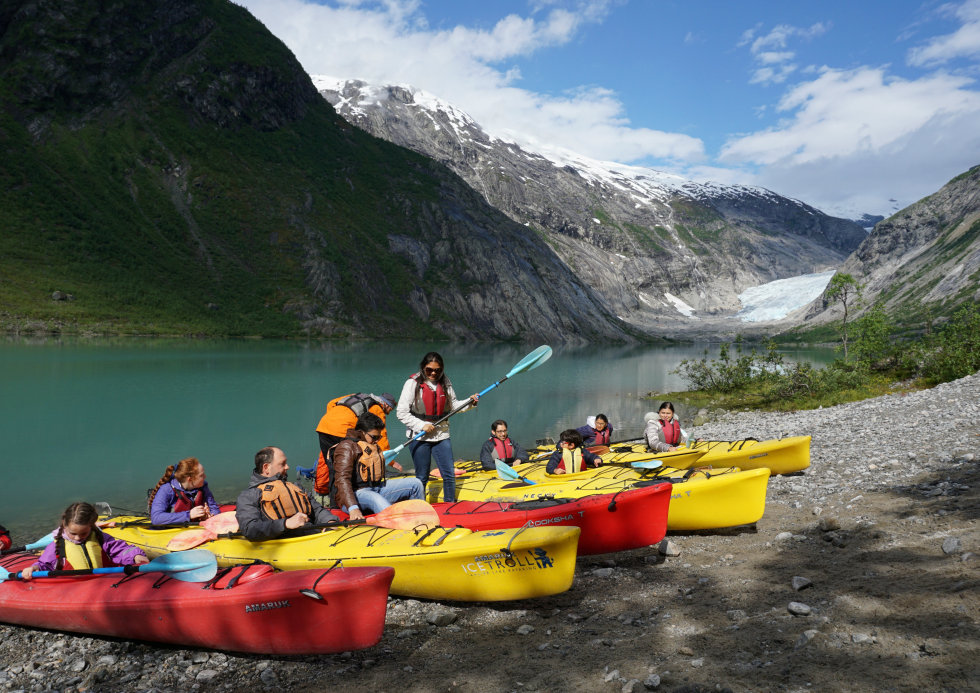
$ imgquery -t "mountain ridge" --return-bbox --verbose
[315,76,868,335]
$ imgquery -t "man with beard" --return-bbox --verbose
[236,446,336,541]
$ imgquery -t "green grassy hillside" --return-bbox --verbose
[0,0,632,341]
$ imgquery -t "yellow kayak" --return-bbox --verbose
[691,436,810,474]
[103,516,580,603]
[430,464,770,531]
[594,436,811,474]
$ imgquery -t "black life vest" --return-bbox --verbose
[337,393,376,418]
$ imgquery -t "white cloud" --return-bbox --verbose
[239,0,702,161]
[717,67,980,215]
[739,22,829,87]
[907,0,980,66]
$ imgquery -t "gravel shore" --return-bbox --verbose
[1,374,978,693]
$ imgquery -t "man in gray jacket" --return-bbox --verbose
[235,446,336,541]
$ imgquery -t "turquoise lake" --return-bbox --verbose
[0,338,834,542]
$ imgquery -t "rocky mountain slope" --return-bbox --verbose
[805,164,980,327]
[0,0,637,343]
[315,78,868,334]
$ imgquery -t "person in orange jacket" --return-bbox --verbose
[316,392,398,469]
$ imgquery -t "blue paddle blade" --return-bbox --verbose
[495,460,519,480]
[140,549,218,582]
[631,460,664,469]
[505,345,552,378]
[495,460,536,485]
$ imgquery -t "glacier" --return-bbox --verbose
[736,270,837,322]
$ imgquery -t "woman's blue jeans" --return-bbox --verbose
[410,438,456,502]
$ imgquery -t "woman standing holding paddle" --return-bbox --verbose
[396,351,478,503]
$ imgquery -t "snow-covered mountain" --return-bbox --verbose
[313,77,867,334]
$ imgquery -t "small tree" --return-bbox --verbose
[824,273,863,359]
[851,303,893,371]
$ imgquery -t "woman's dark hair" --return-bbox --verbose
[594,414,609,425]
[559,429,584,448]
[658,401,675,414]
[418,352,445,377]
[60,501,98,529]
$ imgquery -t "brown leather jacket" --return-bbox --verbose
[329,429,386,510]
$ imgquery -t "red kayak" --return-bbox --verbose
[0,552,392,654]
[431,483,671,555]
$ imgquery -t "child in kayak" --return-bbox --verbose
[546,429,604,474]
[19,501,148,579]
[148,457,222,525]
[577,414,613,448]
[0,523,11,552]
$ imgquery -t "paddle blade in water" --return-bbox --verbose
[365,499,439,530]
[167,528,217,551]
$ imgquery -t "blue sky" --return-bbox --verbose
[240,0,980,217]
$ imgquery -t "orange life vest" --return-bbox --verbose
[259,480,313,520]
[355,440,385,486]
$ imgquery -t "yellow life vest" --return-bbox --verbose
[560,448,585,473]
[58,529,107,570]
[259,480,313,520]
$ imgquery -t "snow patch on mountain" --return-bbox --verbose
[736,270,837,322]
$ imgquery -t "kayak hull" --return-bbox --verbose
[0,552,391,654]
[432,482,671,555]
[103,519,580,602]
[429,464,769,531]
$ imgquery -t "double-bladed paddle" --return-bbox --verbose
[0,549,218,583]
[384,345,553,463]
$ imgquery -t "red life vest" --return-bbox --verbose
[593,427,611,446]
[492,437,515,460]
[660,419,681,446]
[412,373,447,421]
[171,485,205,513]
